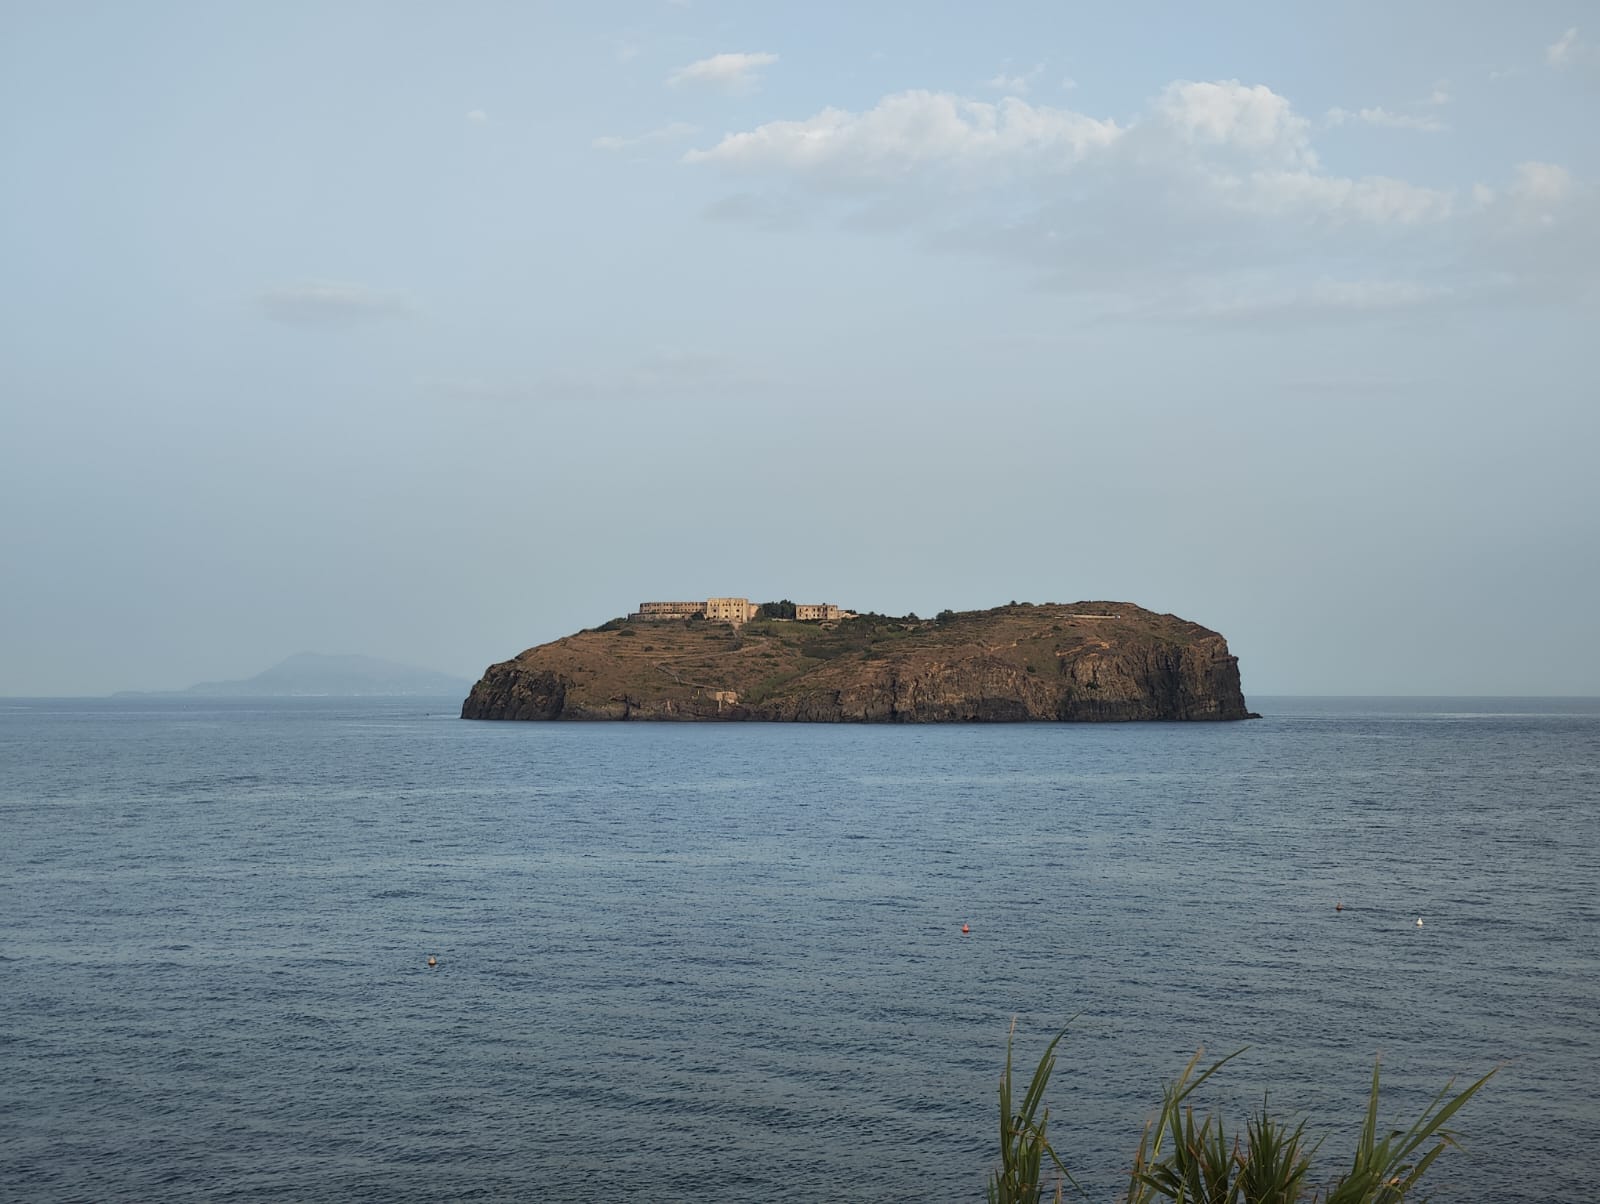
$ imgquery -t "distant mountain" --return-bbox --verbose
[130,653,470,698]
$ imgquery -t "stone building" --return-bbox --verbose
[633,597,836,625]
[794,603,842,621]
[636,601,705,620]
[634,597,759,624]
[705,597,759,623]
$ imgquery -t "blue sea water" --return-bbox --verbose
[1,697,1597,1202]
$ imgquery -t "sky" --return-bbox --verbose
[2,1,1596,697]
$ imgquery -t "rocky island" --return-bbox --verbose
[462,600,1257,722]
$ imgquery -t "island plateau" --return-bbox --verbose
[461,601,1256,722]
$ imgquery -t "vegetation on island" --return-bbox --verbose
[990,1023,1495,1204]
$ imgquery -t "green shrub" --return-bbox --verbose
[991,1025,1495,1204]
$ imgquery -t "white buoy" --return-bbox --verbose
[1416,917,1424,928]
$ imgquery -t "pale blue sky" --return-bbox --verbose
[2,2,1596,696]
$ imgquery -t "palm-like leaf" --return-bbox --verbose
[988,1018,1082,1203]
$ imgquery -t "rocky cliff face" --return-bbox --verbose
[461,602,1256,723]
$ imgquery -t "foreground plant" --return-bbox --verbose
[1316,1057,1496,1204]
[988,1019,1080,1204]
[1127,1047,1315,1204]
[992,1025,1495,1204]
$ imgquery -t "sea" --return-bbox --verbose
[1,696,1597,1202]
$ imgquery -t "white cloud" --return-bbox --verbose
[667,51,777,92]
[1547,27,1600,69]
[985,63,1043,95]
[593,121,699,152]
[682,90,1119,180]
[1425,81,1452,106]
[670,76,1597,319]
[1154,79,1315,166]
[1547,27,1581,67]
[466,109,488,124]
[1473,161,1581,224]
[1512,161,1575,202]
[1224,170,1453,224]
[1465,162,1597,304]
[685,79,1453,229]
[1498,160,1578,227]
[1326,105,1446,133]
[258,282,413,325]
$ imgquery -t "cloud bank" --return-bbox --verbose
[677,76,1593,320]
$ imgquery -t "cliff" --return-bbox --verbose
[461,602,1257,722]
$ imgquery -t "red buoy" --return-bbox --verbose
[961,923,970,934]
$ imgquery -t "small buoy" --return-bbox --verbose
[427,955,438,967]
[1335,900,1344,912]
[1416,918,1424,928]
[961,923,970,934]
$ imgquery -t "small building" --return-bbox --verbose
[794,603,842,621]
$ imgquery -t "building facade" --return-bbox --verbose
[635,597,759,624]
[705,597,760,623]
[633,597,839,625]
[794,603,842,621]
[636,601,705,619]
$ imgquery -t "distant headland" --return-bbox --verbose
[461,598,1257,722]
[117,652,471,699]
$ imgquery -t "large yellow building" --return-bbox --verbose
[705,597,760,623]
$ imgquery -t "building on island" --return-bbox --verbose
[706,597,760,623]
[633,597,758,624]
[632,597,845,625]
[636,601,705,620]
[794,603,842,621]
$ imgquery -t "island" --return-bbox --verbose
[461,599,1257,722]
